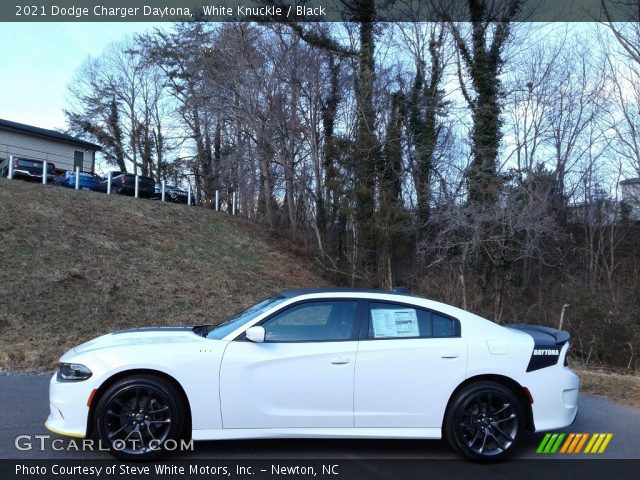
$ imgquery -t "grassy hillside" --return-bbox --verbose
[577,367,640,409]
[0,179,326,371]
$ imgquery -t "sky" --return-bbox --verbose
[1,21,634,184]
[0,23,162,131]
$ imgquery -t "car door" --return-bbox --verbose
[354,300,467,428]
[219,299,360,429]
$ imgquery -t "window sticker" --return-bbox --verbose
[371,308,419,338]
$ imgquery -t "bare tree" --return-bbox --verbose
[66,37,171,176]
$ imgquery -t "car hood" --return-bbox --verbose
[72,326,205,354]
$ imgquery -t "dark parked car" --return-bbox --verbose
[55,171,102,191]
[151,184,191,204]
[0,157,55,182]
[98,172,155,198]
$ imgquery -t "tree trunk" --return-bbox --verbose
[353,3,378,273]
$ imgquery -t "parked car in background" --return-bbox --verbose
[151,184,190,204]
[0,157,55,182]
[55,171,102,191]
[98,172,155,198]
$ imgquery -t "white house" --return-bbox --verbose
[0,118,101,174]
[621,178,640,221]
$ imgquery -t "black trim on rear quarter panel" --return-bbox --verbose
[505,324,570,372]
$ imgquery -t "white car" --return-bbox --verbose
[46,288,579,461]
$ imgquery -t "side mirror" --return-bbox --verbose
[245,326,266,343]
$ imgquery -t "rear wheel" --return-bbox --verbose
[444,381,524,462]
[94,375,185,460]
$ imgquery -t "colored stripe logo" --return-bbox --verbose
[536,433,613,454]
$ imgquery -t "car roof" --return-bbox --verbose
[273,288,506,336]
[279,287,421,299]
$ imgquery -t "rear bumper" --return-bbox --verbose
[12,170,55,181]
[525,366,579,432]
[60,181,101,190]
[119,186,154,197]
[167,194,188,203]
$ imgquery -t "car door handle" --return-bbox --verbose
[330,357,351,365]
[440,352,459,359]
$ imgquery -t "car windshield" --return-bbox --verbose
[206,296,286,340]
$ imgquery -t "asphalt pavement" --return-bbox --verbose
[1,373,638,460]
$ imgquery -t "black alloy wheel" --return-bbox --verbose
[444,381,524,461]
[94,375,186,460]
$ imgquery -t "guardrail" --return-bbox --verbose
[4,154,239,214]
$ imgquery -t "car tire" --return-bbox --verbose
[94,375,186,460]
[443,381,524,462]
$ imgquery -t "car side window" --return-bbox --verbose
[262,300,358,342]
[432,312,456,337]
[368,302,458,339]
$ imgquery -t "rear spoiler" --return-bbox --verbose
[506,324,570,345]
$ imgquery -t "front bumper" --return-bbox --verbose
[526,366,579,431]
[45,373,93,438]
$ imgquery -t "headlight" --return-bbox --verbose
[57,363,93,382]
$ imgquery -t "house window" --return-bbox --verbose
[73,151,84,170]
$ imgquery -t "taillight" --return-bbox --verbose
[13,159,18,167]
[121,176,125,183]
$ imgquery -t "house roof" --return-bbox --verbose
[0,118,102,151]
[620,178,640,186]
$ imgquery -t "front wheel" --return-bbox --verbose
[444,381,524,462]
[94,375,186,460]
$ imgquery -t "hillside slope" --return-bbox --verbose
[0,179,325,371]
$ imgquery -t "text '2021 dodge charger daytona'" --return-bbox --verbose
[46,288,578,461]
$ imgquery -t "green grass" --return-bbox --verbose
[0,179,326,371]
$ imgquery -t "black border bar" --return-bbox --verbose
[3,459,640,480]
[2,1,639,23]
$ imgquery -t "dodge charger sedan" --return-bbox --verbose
[45,288,579,461]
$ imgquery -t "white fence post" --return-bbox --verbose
[42,161,48,185]
[187,184,192,206]
[215,190,219,211]
[134,174,139,198]
[75,166,80,190]
[107,171,112,195]
[161,180,166,202]
[232,191,236,215]
[7,155,14,179]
